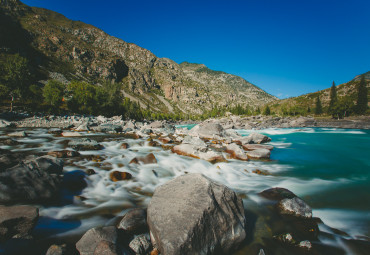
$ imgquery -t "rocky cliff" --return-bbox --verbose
[0,0,277,114]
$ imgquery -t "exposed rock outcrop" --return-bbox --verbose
[147,173,246,255]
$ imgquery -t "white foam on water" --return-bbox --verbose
[275,177,352,197]
[268,142,292,148]
[314,208,370,237]
[236,127,367,137]
[2,127,368,244]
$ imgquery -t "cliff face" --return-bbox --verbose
[0,0,277,114]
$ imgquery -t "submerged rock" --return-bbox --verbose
[129,153,157,164]
[47,150,80,158]
[147,173,246,255]
[109,171,132,182]
[0,205,39,242]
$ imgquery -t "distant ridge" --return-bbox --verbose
[0,0,277,114]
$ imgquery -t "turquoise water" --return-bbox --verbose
[237,127,370,236]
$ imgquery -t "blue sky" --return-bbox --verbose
[22,0,370,98]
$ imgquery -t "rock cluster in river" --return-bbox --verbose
[0,115,369,254]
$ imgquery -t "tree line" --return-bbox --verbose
[0,53,368,120]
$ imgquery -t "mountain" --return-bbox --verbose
[0,0,276,115]
[267,71,370,115]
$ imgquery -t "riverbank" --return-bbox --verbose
[2,112,369,130]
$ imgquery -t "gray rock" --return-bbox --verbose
[190,122,225,139]
[225,143,248,161]
[118,208,147,235]
[7,131,27,137]
[149,120,164,129]
[0,119,13,128]
[75,122,90,131]
[68,138,104,151]
[76,226,118,255]
[182,136,207,149]
[0,156,63,203]
[172,144,226,163]
[0,149,23,170]
[147,173,246,255]
[246,149,271,159]
[277,197,312,218]
[246,133,271,144]
[259,187,297,201]
[25,155,64,175]
[94,240,119,255]
[0,205,39,242]
[124,121,136,130]
[129,234,152,255]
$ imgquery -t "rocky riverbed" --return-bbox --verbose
[0,113,369,255]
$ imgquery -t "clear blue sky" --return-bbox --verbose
[22,0,370,98]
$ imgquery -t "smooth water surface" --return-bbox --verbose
[237,127,370,237]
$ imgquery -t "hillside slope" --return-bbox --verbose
[0,0,276,115]
[268,71,370,115]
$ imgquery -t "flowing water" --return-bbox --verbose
[0,126,369,253]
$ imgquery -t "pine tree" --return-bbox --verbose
[315,96,323,115]
[328,81,338,117]
[356,75,368,115]
[263,105,271,115]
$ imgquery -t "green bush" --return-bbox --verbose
[43,80,65,111]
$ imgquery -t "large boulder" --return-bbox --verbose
[147,173,246,255]
[0,205,39,242]
[189,122,225,139]
[0,156,63,203]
